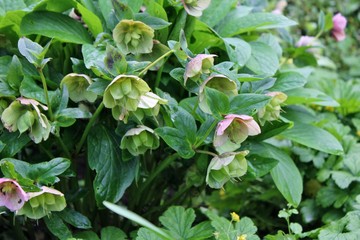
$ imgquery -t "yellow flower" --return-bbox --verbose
[230,212,240,222]
[237,234,247,240]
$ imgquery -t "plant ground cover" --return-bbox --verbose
[0,0,360,239]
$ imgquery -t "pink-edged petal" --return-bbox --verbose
[240,119,261,136]
[333,13,347,31]
[216,117,235,136]
[213,132,229,147]
[225,114,253,121]
[332,30,346,42]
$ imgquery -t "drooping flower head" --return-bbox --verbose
[60,73,97,103]
[296,36,315,47]
[17,186,66,219]
[258,92,287,125]
[103,75,151,122]
[1,98,51,143]
[0,178,29,211]
[132,92,168,121]
[184,54,216,84]
[199,75,238,114]
[120,125,160,156]
[332,13,347,42]
[206,151,249,189]
[113,19,154,55]
[181,0,211,17]
[214,114,261,154]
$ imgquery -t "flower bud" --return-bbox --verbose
[113,20,154,55]
[332,13,347,42]
[184,54,216,85]
[0,178,29,211]
[214,114,261,154]
[17,186,66,219]
[206,151,249,189]
[181,0,211,17]
[120,125,160,156]
[199,74,238,114]
[60,73,97,103]
[258,92,287,125]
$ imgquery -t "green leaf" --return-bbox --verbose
[73,0,103,36]
[251,120,293,141]
[189,19,222,54]
[293,52,317,67]
[234,217,260,240]
[200,0,238,27]
[0,0,26,16]
[216,12,297,37]
[103,201,171,239]
[57,208,92,229]
[7,55,23,91]
[88,125,136,207]
[155,127,195,159]
[101,226,127,240]
[98,0,118,30]
[318,11,325,32]
[258,33,283,59]
[82,44,111,79]
[205,87,230,118]
[159,206,195,239]
[249,142,303,207]
[17,37,50,68]
[229,94,271,115]
[0,131,30,158]
[171,106,197,144]
[44,216,72,240]
[285,88,339,107]
[73,231,100,240]
[316,186,348,208]
[112,0,134,22]
[20,11,92,44]
[159,206,213,240]
[281,122,343,155]
[135,13,171,30]
[245,42,279,76]
[270,71,307,92]
[331,171,357,189]
[246,155,278,179]
[3,157,71,185]
[223,38,251,67]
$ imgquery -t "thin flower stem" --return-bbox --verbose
[138,49,175,77]
[195,149,218,157]
[56,135,72,159]
[75,102,105,155]
[38,69,53,120]
[194,120,218,148]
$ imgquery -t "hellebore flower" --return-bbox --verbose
[113,19,154,55]
[120,125,160,156]
[199,74,238,114]
[181,0,211,17]
[17,186,66,219]
[184,54,216,85]
[103,75,151,122]
[214,114,261,154]
[206,151,249,189]
[60,73,97,103]
[1,98,51,143]
[332,13,347,41]
[0,178,29,212]
[272,0,287,15]
[296,36,315,47]
[258,92,287,125]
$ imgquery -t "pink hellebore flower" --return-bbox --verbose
[214,114,261,154]
[0,178,29,211]
[332,13,347,42]
[272,0,287,15]
[296,36,315,47]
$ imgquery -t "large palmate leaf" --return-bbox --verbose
[88,125,136,207]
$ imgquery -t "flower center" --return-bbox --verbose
[1,182,15,195]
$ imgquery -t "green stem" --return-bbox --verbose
[195,149,218,157]
[138,49,175,77]
[194,120,218,148]
[56,135,72,159]
[135,153,179,205]
[38,69,53,120]
[75,102,105,155]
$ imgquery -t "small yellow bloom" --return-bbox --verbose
[356,130,360,137]
[230,212,240,222]
[237,234,247,240]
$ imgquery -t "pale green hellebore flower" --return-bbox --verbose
[60,73,97,103]
[113,19,154,55]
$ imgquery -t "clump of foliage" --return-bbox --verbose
[0,0,359,239]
